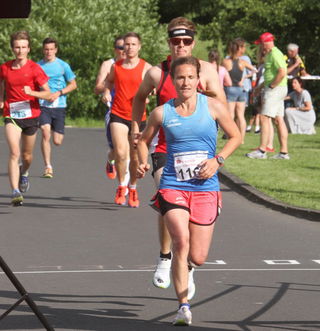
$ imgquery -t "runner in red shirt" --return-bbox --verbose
[0,31,51,206]
[103,32,151,207]
[132,17,226,294]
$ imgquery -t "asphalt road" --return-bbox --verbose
[0,127,319,331]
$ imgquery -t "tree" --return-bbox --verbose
[0,0,167,118]
[158,0,320,110]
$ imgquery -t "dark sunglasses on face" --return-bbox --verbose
[170,37,193,46]
[115,45,124,50]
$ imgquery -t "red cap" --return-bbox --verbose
[254,32,275,44]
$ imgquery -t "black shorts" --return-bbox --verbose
[4,117,39,136]
[110,113,146,134]
[40,107,66,134]
[151,152,167,177]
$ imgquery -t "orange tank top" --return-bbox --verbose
[111,58,146,121]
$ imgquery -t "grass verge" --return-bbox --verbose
[220,124,320,210]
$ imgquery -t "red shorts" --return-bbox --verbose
[150,189,222,226]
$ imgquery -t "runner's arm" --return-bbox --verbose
[0,78,4,109]
[101,64,115,104]
[94,60,112,95]
[197,98,241,179]
[23,82,51,100]
[201,61,227,104]
[48,79,77,102]
[137,106,162,178]
[132,67,157,143]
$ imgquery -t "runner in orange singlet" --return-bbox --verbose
[103,32,151,207]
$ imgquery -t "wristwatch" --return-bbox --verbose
[215,155,225,166]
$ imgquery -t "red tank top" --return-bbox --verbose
[155,56,205,153]
[112,58,146,121]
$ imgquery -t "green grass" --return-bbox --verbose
[220,123,320,210]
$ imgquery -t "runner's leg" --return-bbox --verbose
[5,123,22,191]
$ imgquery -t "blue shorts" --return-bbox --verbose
[225,86,247,102]
[105,107,113,149]
[40,107,66,134]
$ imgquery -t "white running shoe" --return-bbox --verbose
[152,257,171,289]
[187,267,196,301]
[245,149,267,159]
[270,153,290,160]
[173,305,192,326]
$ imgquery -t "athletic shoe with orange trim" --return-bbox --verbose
[106,160,117,179]
[128,188,139,208]
[115,186,127,205]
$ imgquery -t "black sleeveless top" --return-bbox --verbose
[228,59,243,86]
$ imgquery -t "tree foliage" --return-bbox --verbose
[0,0,167,118]
[158,0,320,109]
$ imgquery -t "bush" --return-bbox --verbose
[0,0,168,119]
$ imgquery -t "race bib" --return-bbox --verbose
[174,150,208,181]
[9,101,32,119]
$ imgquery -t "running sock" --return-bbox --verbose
[129,184,136,190]
[12,189,21,195]
[179,303,190,309]
[160,251,172,259]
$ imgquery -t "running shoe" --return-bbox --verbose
[128,188,139,208]
[106,160,117,179]
[153,257,171,289]
[11,191,23,206]
[43,167,53,178]
[19,174,30,193]
[245,149,267,159]
[187,267,196,301]
[270,153,290,160]
[251,147,275,153]
[114,186,127,205]
[173,305,192,326]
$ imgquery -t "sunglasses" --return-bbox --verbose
[170,38,193,46]
[115,45,124,50]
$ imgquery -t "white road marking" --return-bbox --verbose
[1,268,320,275]
[264,260,300,265]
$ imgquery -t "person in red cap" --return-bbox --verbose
[246,32,289,160]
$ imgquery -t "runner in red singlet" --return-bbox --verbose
[103,32,151,207]
[132,17,226,294]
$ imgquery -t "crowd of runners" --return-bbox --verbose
[0,31,77,206]
[1,15,311,326]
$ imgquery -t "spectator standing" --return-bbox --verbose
[246,32,289,160]
[208,49,232,87]
[222,38,257,143]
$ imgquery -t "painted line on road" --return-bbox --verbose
[1,268,320,275]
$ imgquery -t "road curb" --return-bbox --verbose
[219,168,320,222]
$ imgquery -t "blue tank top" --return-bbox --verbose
[159,93,220,191]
